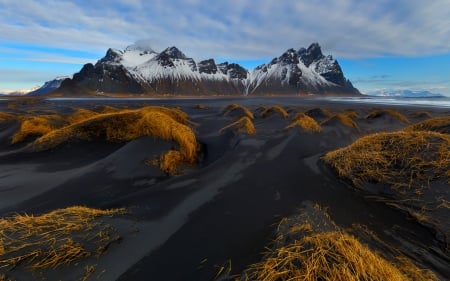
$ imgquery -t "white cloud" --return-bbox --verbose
[0,0,449,61]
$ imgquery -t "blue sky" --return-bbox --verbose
[1,0,450,95]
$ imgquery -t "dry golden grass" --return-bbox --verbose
[343,110,359,119]
[67,108,99,124]
[365,109,409,123]
[0,112,14,121]
[99,105,121,114]
[0,206,125,271]
[223,103,254,119]
[323,130,450,189]
[220,116,256,135]
[260,105,289,119]
[285,113,321,133]
[322,113,360,130]
[195,104,210,110]
[305,108,333,119]
[26,107,198,174]
[405,116,450,134]
[11,114,65,144]
[240,228,438,281]
[411,111,432,118]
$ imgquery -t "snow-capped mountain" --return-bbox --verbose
[27,76,70,95]
[1,85,40,96]
[58,42,360,96]
[366,89,444,98]
[247,43,358,95]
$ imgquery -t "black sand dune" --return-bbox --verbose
[0,97,448,280]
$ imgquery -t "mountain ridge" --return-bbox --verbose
[55,42,361,96]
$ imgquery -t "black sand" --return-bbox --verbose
[0,97,448,280]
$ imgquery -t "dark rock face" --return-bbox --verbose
[57,42,360,96]
[217,62,248,79]
[72,62,144,93]
[198,59,217,74]
[298,43,324,67]
[247,43,360,95]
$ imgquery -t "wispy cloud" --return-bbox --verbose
[1,0,449,60]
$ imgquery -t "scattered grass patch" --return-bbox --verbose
[11,114,65,144]
[411,111,432,119]
[323,130,450,189]
[0,206,125,271]
[305,108,333,119]
[25,107,198,175]
[260,105,289,118]
[322,113,360,130]
[405,116,450,134]
[366,109,409,123]
[241,227,437,281]
[220,116,256,135]
[223,103,254,119]
[0,112,14,122]
[67,108,99,124]
[195,104,210,110]
[285,113,321,133]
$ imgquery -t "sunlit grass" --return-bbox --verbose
[11,114,65,144]
[365,109,409,123]
[260,105,289,118]
[240,228,438,281]
[323,130,450,188]
[16,106,198,175]
[411,111,432,119]
[220,116,256,135]
[285,113,321,133]
[0,112,14,122]
[405,116,450,134]
[322,112,360,130]
[223,103,254,119]
[0,206,125,271]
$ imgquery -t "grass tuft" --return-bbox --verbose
[405,116,450,134]
[220,116,256,135]
[23,107,197,175]
[260,105,289,119]
[67,108,99,124]
[411,111,432,119]
[366,109,409,123]
[11,114,65,144]
[240,229,437,281]
[323,130,450,189]
[0,112,14,122]
[322,113,360,130]
[285,113,321,133]
[0,206,125,271]
[223,103,254,119]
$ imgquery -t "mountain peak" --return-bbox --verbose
[161,46,187,59]
[298,43,324,67]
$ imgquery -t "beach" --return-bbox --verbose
[0,97,448,280]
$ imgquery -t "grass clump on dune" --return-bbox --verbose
[11,114,65,144]
[405,116,450,134]
[323,130,450,189]
[67,108,99,124]
[0,206,125,271]
[411,111,432,119]
[223,103,254,119]
[322,112,360,130]
[0,112,14,122]
[260,105,289,119]
[26,106,198,175]
[240,228,437,281]
[286,113,321,133]
[220,116,256,135]
[365,109,409,123]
